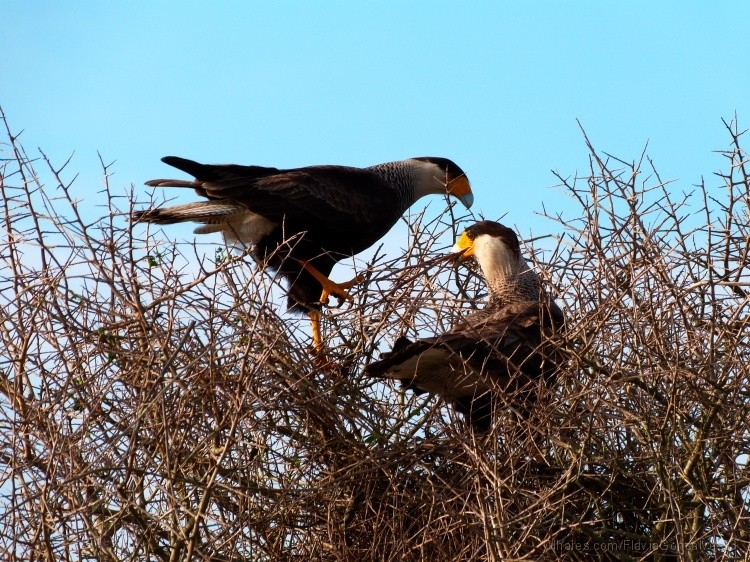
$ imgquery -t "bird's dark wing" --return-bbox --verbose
[365,301,553,386]
[153,158,403,232]
[363,301,563,432]
[250,167,403,229]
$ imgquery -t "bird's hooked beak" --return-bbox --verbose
[447,175,474,209]
[451,230,475,261]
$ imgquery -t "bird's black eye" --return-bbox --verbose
[466,230,476,240]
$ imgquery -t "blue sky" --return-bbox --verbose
[4,2,749,243]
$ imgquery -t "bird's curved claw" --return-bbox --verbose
[320,273,366,307]
[295,259,365,308]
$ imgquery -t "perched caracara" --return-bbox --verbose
[134,156,473,354]
[363,221,563,431]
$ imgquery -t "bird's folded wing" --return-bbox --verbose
[203,167,399,229]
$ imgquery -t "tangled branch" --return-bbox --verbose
[1,106,748,560]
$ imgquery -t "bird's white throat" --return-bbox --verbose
[409,159,449,199]
[470,234,540,302]
[473,235,520,281]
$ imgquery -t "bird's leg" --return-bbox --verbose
[309,309,338,371]
[310,309,325,356]
[299,260,364,370]
[297,260,365,307]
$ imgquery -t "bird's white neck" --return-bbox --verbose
[472,235,540,304]
[409,159,448,199]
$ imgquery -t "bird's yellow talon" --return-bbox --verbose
[297,260,364,307]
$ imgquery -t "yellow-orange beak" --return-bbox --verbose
[451,231,474,260]
[447,175,473,209]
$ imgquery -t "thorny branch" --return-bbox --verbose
[1,106,749,560]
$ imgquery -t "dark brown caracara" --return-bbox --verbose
[363,220,563,431]
[134,156,473,354]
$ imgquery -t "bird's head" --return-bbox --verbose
[410,157,473,209]
[452,221,526,285]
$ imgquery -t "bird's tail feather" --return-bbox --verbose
[145,179,202,188]
[132,201,246,225]
[160,156,209,178]
[155,155,282,183]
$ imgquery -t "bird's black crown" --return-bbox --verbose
[411,157,467,181]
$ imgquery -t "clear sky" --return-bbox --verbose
[3,2,749,243]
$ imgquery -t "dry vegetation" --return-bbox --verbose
[1,106,749,561]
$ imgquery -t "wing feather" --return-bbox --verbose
[147,159,404,232]
[364,300,561,427]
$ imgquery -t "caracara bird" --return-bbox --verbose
[134,156,473,355]
[363,220,564,431]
